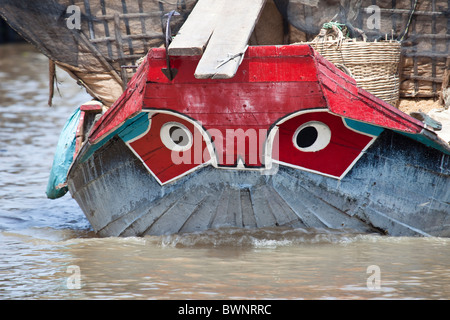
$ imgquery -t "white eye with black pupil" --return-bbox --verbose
[293,121,331,152]
[160,122,193,152]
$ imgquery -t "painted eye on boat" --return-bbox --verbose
[293,121,331,152]
[160,122,193,152]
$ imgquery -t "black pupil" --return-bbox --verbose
[169,126,188,146]
[296,126,318,148]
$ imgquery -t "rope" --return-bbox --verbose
[399,0,418,41]
[322,22,350,38]
[322,22,346,30]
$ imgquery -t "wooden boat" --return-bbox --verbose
[1,0,449,237]
[65,44,450,237]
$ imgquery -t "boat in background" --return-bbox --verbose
[1,0,449,237]
[65,44,450,237]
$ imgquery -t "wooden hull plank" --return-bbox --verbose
[193,0,266,79]
[168,0,226,56]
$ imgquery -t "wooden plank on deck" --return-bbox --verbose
[194,0,266,79]
[168,0,226,56]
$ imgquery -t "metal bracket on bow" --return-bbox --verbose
[161,10,180,81]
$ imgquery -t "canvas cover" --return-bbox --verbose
[46,106,81,199]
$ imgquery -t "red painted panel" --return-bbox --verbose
[147,45,319,84]
[89,56,149,143]
[74,110,86,159]
[80,104,103,112]
[313,52,424,134]
[208,126,268,167]
[127,113,210,184]
[89,43,425,153]
[144,82,326,124]
[143,47,327,168]
[273,111,375,178]
[143,46,327,168]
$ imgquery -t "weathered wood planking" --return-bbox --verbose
[194,0,266,79]
[169,0,267,79]
[168,0,226,56]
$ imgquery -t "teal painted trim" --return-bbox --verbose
[118,112,150,142]
[343,118,384,137]
[345,118,450,155]
[396,131,450,156]
[78,112,150,163]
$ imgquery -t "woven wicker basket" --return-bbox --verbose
[306,39,402,106]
